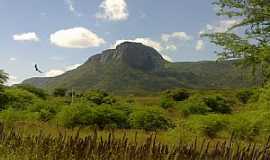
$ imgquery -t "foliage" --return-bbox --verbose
[53,88,67,97]
[92,105,129,129]
[204,0,270,84]
[129,108,174,131]
[160,98,175,109]
[17,85,48,99]
[236,89,254,104]
[204,96,232,114]
[0,70,8,87]
[181,97,212,116]
[200,115,227,138]
[163,89,190,101]
[83,90,116,105]
[3,88,39,110]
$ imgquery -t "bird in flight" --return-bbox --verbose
[35,64,43,73]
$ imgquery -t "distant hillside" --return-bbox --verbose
[23,42,260,94]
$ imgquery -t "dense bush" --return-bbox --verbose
[236,89,254,104]
[160,98,175,109]
[93,105,129,129]
[129,108,174,131]
[56,104,129,129]
[181,98,211,116]
[3,88,39,110]
[163,89,190,102]
[17,85,48,99]
[28,100,64,122]
[56,103,95,128]
[204,96,232,114]
[84,90,116,105]
[53,88,67,97]
[201,116,226,138]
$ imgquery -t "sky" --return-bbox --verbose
[0,0,239,85]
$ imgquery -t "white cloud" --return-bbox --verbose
[96,0,128,21]
[6,75,20,86]
[161,32,192,42]
[45,64,82,77]
[65,64,81,71]
[195,40,205,51]
[50,27,105,48]
[200,19,240,34]
[9,57,16,61]
[45,70,65,77]
[13,32,39,42]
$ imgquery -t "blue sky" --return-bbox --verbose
[0,0,239,85]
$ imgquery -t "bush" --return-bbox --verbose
[28,100,63,122]
[160,98,175,109]
[3,88,39,110]
[84,90,116,105]
[236,89,254,104]
[129,108,174,131]
[204,96,232,114]
[56,104,129,129]
[17,85,48,99]
[201,117,226,138]
[53,88,67,97]
[93,105,129,129]
[228,112,262,141]
[181,99,211,116]
[163,89,190,101]
[56,104,95,128]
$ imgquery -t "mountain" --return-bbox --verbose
[23,42,259,94]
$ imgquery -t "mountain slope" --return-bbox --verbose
[23,42,259,94]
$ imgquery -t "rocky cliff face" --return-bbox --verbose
[88,42,165,71]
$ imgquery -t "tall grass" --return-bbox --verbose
[0,123,269,160]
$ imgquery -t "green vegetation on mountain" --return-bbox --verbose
[23,42,260,94]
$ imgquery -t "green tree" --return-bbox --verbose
[0,70,8,87]
[204,0,270,84]
[53,88,67,97]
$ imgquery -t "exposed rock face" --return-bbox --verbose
[88,42,165,71]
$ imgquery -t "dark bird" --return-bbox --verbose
[35,64,43,73]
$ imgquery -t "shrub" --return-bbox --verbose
[56,104,129,129]
[53,88,67,97]
[28,100,63,122]
[129,108,174,131]
[182,100,211,116]
[3,88,39,110]
[0,91,9,110]
[160,98,175,109]
[17,85,48,99]
[56,104,95,128]
[236,89,254,104]
[204,96,232,114]
[201,118,226,138]
[84,90,116,105]
[228,112,262,141]
[163,89,190,101]
[93,105,129,129]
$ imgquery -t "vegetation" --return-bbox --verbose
[0,123,270,160]
[0,0,269,159]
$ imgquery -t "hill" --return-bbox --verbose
[23,42,259,94]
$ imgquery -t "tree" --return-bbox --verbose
[53,88,67,97]
[0,70,8,87]
[203,0,270,85]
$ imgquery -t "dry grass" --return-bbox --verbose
[0,123,270,160]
